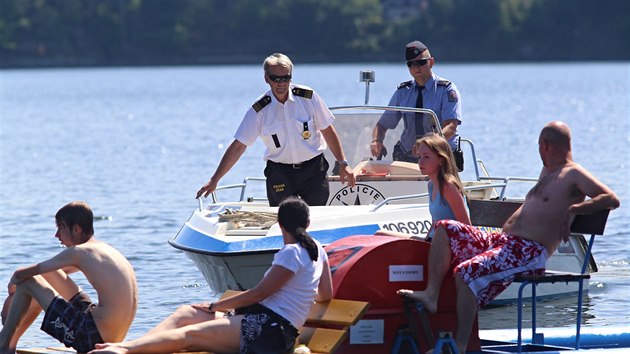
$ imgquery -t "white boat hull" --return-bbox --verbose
[170,106,594,306]
[170,203,593,305]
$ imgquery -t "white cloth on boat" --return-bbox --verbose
[235,84,335,164]
[260,239,328,328]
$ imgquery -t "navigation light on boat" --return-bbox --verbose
[359,70,375,105]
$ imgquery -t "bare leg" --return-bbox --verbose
[2,270,77,350]
[91,315,242,354]
[0,276,58,353]
[3,296,42,352]
[145,304,216,335]
[41,270,81,300]
[453,274,477,353]
[397,226,452,313]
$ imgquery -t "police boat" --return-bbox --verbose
[169,70,597,306]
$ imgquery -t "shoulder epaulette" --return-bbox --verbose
[252,95,272,113]
[398,80,413,89]
[437,79,452,87]
[292,87,313,99]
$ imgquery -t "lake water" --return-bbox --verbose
[1,62,629,347]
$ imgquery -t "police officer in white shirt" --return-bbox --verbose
[197,53,356,206]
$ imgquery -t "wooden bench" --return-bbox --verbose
[18,292,369,354]
[469,199,610,351]
[220,290,370,354]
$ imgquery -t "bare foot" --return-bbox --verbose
[396,289,438,314]
[89,343,128,354]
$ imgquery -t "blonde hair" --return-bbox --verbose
[263,53,293,74]
[414,133,465,203]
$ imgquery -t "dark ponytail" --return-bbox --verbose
[278,197,318,262]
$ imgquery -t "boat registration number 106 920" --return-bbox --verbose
[379,220,433,235]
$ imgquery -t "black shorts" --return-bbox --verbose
[233,304,298,354]
[41,292,103,353]
[264,154,330,206]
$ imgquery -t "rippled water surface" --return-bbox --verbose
[1,62,628,347]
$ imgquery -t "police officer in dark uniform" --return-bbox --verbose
[196,53,356,206]
[370,41,463,167]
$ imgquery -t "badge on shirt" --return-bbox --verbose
[302,122,311,139]
[448,90,458,102]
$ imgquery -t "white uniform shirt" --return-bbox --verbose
[260,240,328,328]
[234,84,335,164]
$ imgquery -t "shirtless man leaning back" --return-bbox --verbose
[398,121,619,353]
[503,121,618,254]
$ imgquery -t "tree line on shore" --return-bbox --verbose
[1,0,628,68]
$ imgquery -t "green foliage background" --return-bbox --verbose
[1,0,628,67]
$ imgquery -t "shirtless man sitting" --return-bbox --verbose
[0,201,138,354]
[397,121,619,353]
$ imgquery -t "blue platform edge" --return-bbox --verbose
[479,326,630,352]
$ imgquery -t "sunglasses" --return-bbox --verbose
[268,74,292,83]
[406,58,431,68]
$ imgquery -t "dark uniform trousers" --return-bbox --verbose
[392,141,418,163]
[264,154,330,207]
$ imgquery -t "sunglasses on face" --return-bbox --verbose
[268,74,292,83]
[406,58,431,68]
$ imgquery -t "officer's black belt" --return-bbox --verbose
[268,154,322,170]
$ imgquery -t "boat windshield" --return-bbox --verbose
[324,106,439,174]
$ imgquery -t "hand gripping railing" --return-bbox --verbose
[197,177,267,211]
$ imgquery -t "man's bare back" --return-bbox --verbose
[69,239,138,342]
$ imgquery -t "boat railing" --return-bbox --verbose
[197,175,535,213]
[477,176,538,200]
[197,134,494,211]
[459,138,482,181]
[477,160,492,178]
[369,182,509,212]
[198,177,267,211]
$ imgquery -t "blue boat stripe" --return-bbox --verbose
[170,224,380,254]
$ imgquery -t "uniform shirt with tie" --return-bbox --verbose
[235,84,335,164]
[377,73,462,153]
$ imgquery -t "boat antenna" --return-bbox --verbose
[359,70,375,105]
